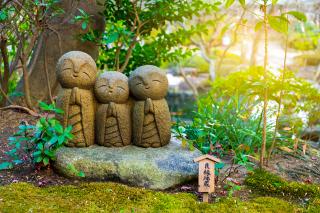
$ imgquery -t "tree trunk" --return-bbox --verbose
[15,0,105,104]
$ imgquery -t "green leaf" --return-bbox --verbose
[0,11,7,21]
[0,162,13,170]
[268,15,288,34]
[272,0,278,5]
[13,159,23,165]
[39,101,50,110]
[286,11,307,22]
[43,157,50,166]
[81,22,87,30]
[225,0,235,8]
[78,8,87,16]
[39,117,48,126]
[105,32,119,44]
[255,21,263,32]
[238,0,245,7]
[37,143,44,151]
[58,135,66,145]
[78,171,85,178]
[54,108,64,115]
[44,150,55,158]
[32,151,42,157]
[48,136,58,146]
[215,162,225,169]
[54,124,63,134]
[201,146,210,154]
[35,156,43,163]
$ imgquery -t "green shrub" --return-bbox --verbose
[0,102,73,170]
[173,66,320,165]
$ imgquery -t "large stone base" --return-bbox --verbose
[54,138,201,189]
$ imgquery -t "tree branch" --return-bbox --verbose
[178,64,198,98]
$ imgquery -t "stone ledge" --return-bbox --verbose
[54,138,201,189]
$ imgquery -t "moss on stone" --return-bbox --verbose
[0,182,304,212]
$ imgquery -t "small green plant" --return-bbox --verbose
[224,178,242,198]
[173,93,274,165]
[66,164,85,178]
[0,102,73,170]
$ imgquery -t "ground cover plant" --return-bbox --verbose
[0,102,73,170]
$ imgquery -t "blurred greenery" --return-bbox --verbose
[173,66,320,165]
[289,22,320,51]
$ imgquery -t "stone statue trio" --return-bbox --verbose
[56,51,171,148]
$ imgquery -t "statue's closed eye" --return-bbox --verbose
[118,86,125,91]
[98,84,108,89]
[62,60,73,71]
[136,82,142,86]
[62,66,73,71]
[153,79,161,83]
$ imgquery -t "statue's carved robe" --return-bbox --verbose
[132,98,171,148]
[56,87,95,147]
[96,102,131,147]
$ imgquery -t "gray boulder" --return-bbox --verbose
[54,138,201,189]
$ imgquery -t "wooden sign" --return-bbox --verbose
[194,154,221,202]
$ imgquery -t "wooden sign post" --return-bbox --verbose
[194,154,221,203]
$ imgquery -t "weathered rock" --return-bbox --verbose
[54,138,201,189]
[301,127,320,142]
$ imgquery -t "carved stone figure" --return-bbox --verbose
[129,65,171,148]
[56,51,97,147]
[94,71,132,147]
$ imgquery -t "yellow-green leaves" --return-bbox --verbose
[272,0,278,5]
[255,21,263,32]
[225,0,235,8]
[225,0,245,8]
[239,0,245,7]
[267,11,307,34]
[268,15,289,34]
[286,11,307,22]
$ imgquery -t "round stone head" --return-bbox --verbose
[129,65,168,100]
[94,71,129,104]
[56,51,97,89]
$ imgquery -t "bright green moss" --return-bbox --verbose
[0,182,304,212]
[245,169,320,199]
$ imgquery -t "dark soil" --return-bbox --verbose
[1,109,319,201]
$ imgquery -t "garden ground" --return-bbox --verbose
[1,109,320,212]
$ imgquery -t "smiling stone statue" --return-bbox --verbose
[56,51,97,147]
[94,71,132,147]
[129,65,171,148]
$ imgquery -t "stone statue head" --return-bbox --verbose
[129,65,168,100]
[94,71,129,104]
[56,51,97,89]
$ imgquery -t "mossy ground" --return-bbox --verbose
[1,170,320,212]
[0,181,308,212]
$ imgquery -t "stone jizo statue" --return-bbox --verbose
[94,71,132,147]
[56,51,97,147]
[129,65,171,148]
